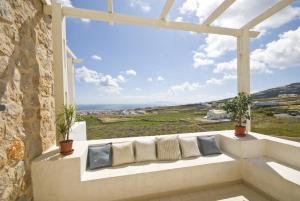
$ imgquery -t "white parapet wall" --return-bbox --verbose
[69,121,87,141]
[31,131,300,201]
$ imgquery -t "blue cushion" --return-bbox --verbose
[197,136,221,156]
[87,143,112,170]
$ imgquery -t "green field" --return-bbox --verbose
[77,98,300,141]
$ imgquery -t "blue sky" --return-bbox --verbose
[61,0,300,105]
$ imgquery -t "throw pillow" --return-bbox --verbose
[179,137,201,158]
[112,142,135,166]
[87,143,112,170]
[156,136,181,161]
[197,135,221,156]
[134,139,157,162]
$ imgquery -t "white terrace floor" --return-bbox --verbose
[146,183,271,201]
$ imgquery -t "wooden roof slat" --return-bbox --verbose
[242,0,294,30]
[160,0,175,20]
[108,0,113,13]
[203,0,236,25]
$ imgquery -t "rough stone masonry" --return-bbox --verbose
[0,0,56,200]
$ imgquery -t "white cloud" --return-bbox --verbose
[175,17,183,22]
[203,35,236,58]
[193,52,214,68]
[130,0,151,12]
[180,0,300,68]
[251,27,300,69]
[147,77,153,82]
[125,69,137,76]
[214,59,237,74]
[179,0,300,31]
[135,88,142,91]
[206,78,223,85]
[214,26,300,74]
[57,0,73,7]
[179,0,222,23]
[215,58,272,74]
[223,73,237,80]
[157,76,164,81]
[75,66,123,94]
[206,73,236,86]
[169,82,203,94]
[192,35,236,68]
[91,55,102,61]
[81,18,91,23]
[117,75,126,83]
[255,6,300,32]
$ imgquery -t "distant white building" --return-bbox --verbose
[135,110,146,115]
[206,109,230,120]
[278,94,298,98]
[121,110,135,116]
[254,101,278,107]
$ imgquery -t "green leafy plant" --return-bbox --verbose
[57,105,76,141]
[223,92,251,127]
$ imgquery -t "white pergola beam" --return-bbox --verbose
[203,0,236,25]
[108,0,113,13]
[242,0,293,29]
[159,0,174,20]
[60,6,259,37]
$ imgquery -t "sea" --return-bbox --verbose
[76,104,162,112]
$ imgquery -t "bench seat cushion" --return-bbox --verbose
[82,153,237,181]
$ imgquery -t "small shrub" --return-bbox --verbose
[223,92,251,126]
[264,111,274,117]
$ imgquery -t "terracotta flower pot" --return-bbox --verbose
[59,140,74,155]
[235,126,246,137]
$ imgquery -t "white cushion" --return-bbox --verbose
[156,136,181,161]
[179,137,201,158]
[134,139,157,162]
[112,142,135,166]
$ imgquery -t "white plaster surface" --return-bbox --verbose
[69,121,86,141]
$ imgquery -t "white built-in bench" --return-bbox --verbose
[31,131,300,201]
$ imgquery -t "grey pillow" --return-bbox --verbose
[87,143,112,170]
[197,136,221,156]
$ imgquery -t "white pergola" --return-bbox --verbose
[44,0,294,132]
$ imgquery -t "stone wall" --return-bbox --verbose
[0,0,55,200]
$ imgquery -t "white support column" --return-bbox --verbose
[52,1,67,117]
[67,57,75,106]
[237,30,251,132]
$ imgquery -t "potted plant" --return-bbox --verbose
[57,105,76,155]
[223,92,251,137]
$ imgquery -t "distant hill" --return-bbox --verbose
[252,82,300,99]
[203,82,300,105]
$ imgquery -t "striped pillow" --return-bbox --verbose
[156,136,181,161]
